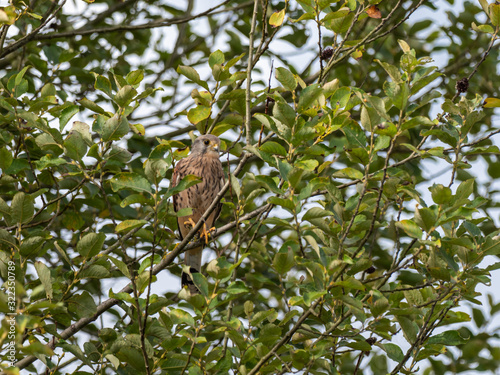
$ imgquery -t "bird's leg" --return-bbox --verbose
[182,218,202,242]
[200,223,216,244]
[183,218,215,243]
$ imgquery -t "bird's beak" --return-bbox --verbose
[212,141,220,153]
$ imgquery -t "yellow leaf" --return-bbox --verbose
[352,49,363,60]
[269,9,285,27]
[483,97,500,108]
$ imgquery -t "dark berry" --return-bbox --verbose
[366,337,377,345]
[456,78,469,94]
[366,266,376,274]
[321,47,334,60]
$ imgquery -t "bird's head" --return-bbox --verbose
[191,134,221,156]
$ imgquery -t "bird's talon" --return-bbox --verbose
[200,224,217,243]
[183,218,197,229]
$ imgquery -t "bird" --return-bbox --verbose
[171,134,225,294]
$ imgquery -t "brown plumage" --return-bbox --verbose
[171,134,224,293]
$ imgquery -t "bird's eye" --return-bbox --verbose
[204,140,210,145]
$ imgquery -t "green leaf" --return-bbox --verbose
[59,343,92,367]
[430,184,452,204]
[170,308,195,327]
[428,330,469,346]
[191,272,209,298]
[268,196,295,212]
[209,50,225,69]
[35,155,67,170]
[206,257,233,279]
[334,277,365,291]
[370,296,389,317]
[328,9,354,34]
[64,130,87,161]
[187,105,211,124]
[79,264,109,279]
[333,167,364,180]
[375,59,402,83]
[303,207,333,221]
[273,102,296,127]
[384,81,409,110]
[260,141,287,156]
[472,22,494,34]
[177,65,209,90]
[114,85,137,107]
[0,147,13,171]
[398,39,411,53]
[14,66,30,87]
[59,104,80,131]
[297,84,323,114]
[126,69,144,86]
[397,316,418,344]
[227,280,249,294]
[275,67,297,91]
[365,95,390,120]
[78,98,108,115]
[382,343,404,362]
[255,175,282,194]
[489,3,500,26]
[455,179,474,203]
[93,73,112,96]
[395,220,423,239]
[254,113,291,141]
[102,114,130,141]
[0,197,11,219]
[107,256,132,278]
[20,236,45,257]
[5,158,30,175]
[116,220,148,233]
[401,116,434,130]
[273,247,294,274]
[110,172,152,194]
[144,159,169,182]
[68,291,98,319]
[483,236,500,256]
[230,174,240,199]
[442,99,460,114]
[360,105,380,132]
[0,229,17,250]
[11,192,34,224]
[414,207,437,233]
[304,291,326,306]
[411,71,441,95]
[479,0,489,14]
[287,167,304,188]
[374,135,391,152]
[250,309,276,326]
[77,232,106,258]
[165,174,201,199]
[35,261,53,300]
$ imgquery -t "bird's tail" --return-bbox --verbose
[181,246,203,294]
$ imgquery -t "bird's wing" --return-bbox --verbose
[172,157,191,240]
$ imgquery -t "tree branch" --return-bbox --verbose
[0,0,66,59]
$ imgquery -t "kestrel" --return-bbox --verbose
[172,134,224,293]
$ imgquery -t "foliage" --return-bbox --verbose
[0,0,500,374]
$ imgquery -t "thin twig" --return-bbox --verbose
[0,0,66,59]
[0,0,235,58]
[245,0,259,146]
